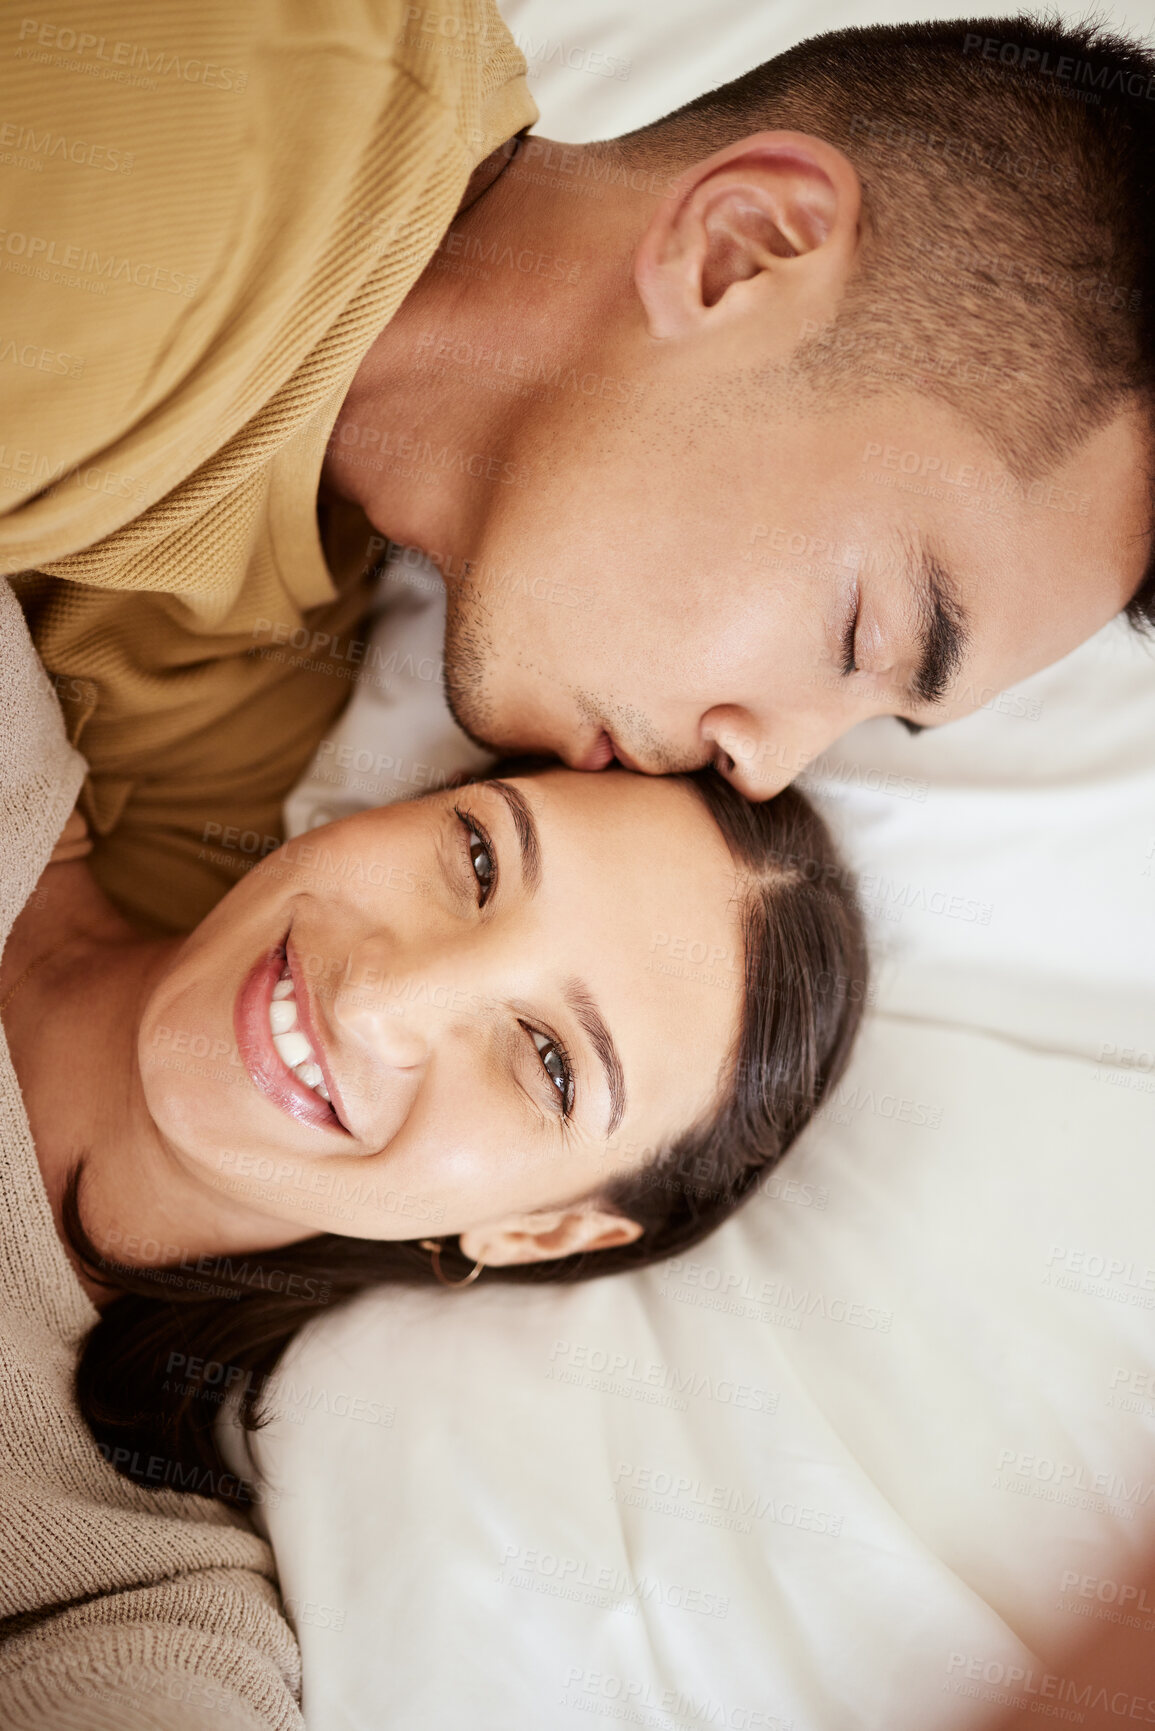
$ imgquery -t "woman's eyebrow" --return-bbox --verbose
[487,779,541,892]
[565,979,626,1136]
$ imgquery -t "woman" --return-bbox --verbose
[0,578,865,1728]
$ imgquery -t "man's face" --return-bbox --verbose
[442,388,1150,797]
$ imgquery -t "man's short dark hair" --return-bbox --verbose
[616,13,1155,631]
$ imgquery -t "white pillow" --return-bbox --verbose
[800,616,1155,1066]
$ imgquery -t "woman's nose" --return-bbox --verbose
[333,981,431,1069]
[331,966,434,1144]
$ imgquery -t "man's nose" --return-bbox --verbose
[699,707,841,800]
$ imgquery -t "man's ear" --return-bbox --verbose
[458,1204,644,1268]
[633,130,861,342]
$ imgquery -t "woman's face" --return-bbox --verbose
[139,769,743,1258]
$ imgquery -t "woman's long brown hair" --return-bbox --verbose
[68,771,868,1508]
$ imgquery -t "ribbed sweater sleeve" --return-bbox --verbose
[0,0,535,936]
[0,0,535,579]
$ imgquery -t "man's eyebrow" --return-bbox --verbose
[565,979,626,1137]
[909,552,970,707]
[488,779,541,893]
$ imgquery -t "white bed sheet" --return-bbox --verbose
[239,2,1155,1725]
[254,1023,1155,1729]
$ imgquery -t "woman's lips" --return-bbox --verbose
[285,930,352,1130]
[234,934,350,1136]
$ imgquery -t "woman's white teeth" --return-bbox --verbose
[269,964,331,1104]
[273,1027,313,1069]
[295,1061,329,1101]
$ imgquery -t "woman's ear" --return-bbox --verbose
[458,1205,643,1268]
[633,130,861,341]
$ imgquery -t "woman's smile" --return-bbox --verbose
[234,930,352,1140]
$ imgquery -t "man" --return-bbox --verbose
[2,4,1152,932]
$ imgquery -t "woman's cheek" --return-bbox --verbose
[373,1087,524,1234]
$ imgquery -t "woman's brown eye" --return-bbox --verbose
[468,833,493,890]
[530,1028,572,1111]
[455,808,496,905]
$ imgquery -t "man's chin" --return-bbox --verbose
[443,690,581,777]
[441,593,588,768]
[442,681,503,757]
[441,590,504,753]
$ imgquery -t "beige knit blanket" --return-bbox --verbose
[0,576,303,1730]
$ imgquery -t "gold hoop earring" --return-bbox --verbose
[419,1239,484,1289]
